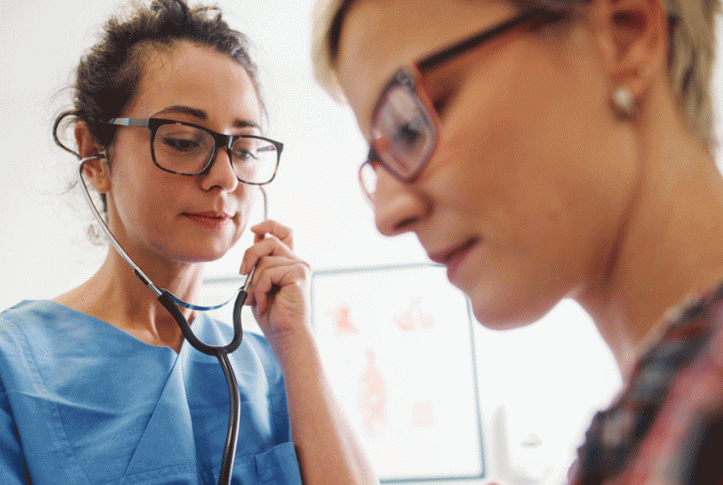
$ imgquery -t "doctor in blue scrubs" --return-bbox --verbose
[0,1,377,484]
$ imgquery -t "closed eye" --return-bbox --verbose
[161,136,201,152]
[432,89,454,117]
[232,148,257,162]
[393,116,426,146]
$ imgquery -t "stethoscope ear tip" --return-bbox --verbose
[78,152,108,166]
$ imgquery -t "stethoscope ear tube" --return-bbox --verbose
[156,290,244,355]
[78,155,164,298]
[217,351,241,485]
[157,289,242,485]
[78,153,252,485]
[79,153,249,354]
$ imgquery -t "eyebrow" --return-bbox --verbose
[155,105,261,130]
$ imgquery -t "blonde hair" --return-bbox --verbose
[312,0,720,147]
[311,0,350,103]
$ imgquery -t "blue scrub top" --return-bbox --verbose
[0,300,303,484]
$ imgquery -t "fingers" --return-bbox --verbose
[247,256,311,314]
[250,219,293,249]
[240,234,295,275]
[241,219,295,275]
[239,219,309,315]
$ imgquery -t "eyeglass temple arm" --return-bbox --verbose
[106,118,150,127]
[418,9,554,72]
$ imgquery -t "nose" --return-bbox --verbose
[201,146,239,192]
[374,168,428,236]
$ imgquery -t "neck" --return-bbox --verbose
[55,245,205,353]
[576,81,723,381]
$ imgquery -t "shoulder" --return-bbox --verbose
[570,282,723,484]
[0,300,136,395]
[0,301,71,422]
[242,331,276,361]
[0,300,58,354]
[0,299,59,324]
[624,288,723,482]
[0,300,95,355]
[0,299,82,334]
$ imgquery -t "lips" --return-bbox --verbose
[427,238,479,281]
[183,211,233,230]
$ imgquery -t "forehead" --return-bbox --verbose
[336,0,516,135]
[126,41,261,122]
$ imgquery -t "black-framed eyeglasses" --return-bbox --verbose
[358,8,565,203]
[105,118,283,185]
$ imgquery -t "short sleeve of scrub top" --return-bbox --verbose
[0,300,303,485]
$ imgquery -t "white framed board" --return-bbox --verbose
[311,264,485,483]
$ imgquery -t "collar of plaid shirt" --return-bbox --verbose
[572,283,723,485]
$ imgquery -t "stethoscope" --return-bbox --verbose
[78,154,265,485]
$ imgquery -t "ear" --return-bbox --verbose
[591,0,668,100]
[75,122,111,194]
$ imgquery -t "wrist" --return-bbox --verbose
[267,321,318,371]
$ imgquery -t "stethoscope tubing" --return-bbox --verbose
[77,154,266,485]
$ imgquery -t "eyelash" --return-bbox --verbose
[428,78,457,117]
[429,85,457,120]
[433,92,452,116]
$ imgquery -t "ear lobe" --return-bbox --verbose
[594,0,668,99]
[81,155,112,194]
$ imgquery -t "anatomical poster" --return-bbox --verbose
[311,264,485,482]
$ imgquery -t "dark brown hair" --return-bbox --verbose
[53,0,264,157]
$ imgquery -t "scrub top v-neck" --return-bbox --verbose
[0,300,302,484]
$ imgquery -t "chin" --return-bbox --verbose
[178,245,232,264]
[200,249,231,263]
[468,293,555,331]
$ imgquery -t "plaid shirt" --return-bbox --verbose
[570,283,723,485]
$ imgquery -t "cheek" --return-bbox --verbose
[443,51,622,234]
[433,66,627,297]
[436,89,563,248]
[229,185,261,242]
[236,189,254,233]
[119,169,167,207]
[108,154,181,234]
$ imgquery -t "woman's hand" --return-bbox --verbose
[240,219,312,353]
[241,219,379,485]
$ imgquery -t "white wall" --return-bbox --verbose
[2,1,722,484]
[0,0,424,302]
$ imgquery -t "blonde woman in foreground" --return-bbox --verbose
[313,0,723,483]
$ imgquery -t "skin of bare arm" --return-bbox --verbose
[242,219,379,485]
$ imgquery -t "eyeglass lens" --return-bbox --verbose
[153,123,278,184]
[362,78,436,201]
[374,83,435,177]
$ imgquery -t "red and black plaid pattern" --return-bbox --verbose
[570,283,723,485]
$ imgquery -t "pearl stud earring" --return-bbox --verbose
[612,86,636,119]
